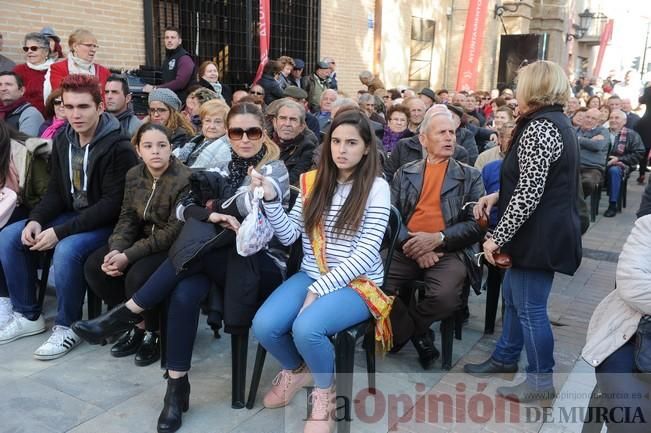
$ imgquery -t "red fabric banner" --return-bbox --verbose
[593,19,614,78]
[456,0,490,91]
[253,0,271,84]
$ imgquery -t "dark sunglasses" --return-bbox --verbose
[53,99,63,106]
[249,91,264,96]
[228,127,263,141]
[23,46,45,52]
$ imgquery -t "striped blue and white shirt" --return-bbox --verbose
[263,177,391,296]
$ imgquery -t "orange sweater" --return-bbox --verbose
[407,160,448,233]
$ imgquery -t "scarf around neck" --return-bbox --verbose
[68,52,95,74]
[227,146,266,195]
[27,58,54,71]
[0,97,28,120]
[382,126,410,153]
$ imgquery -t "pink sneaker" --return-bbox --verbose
[304,386,336,433]
[263,364,312,408]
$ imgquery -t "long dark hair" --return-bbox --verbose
[0,120,27,188]
[303,108,380,239]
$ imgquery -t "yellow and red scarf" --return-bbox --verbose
[300,170,394,353]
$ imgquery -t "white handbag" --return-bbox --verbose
[0,187,17,229]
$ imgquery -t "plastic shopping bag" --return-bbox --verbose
[236,186,274,256]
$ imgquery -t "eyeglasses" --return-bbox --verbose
[228,127,263,140]
[149,107,169,115]
[79,43,99,50]
[53,99,63,106]
[22,46,45,52]
[249,91,264,96]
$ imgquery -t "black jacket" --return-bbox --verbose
[276,129,317,186]
[391,158,486,292]
[498,105,582,275]
[29,113,139,239]
[456,127,479,165]
[259,74,284,105]
[384,134,469,180]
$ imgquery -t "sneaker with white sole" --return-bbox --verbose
[0,297,13,328]
[0,312,46,344]
[33,325,82,360]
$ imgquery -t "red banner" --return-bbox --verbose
[593,19,614,78]
[456,0,490,91]
[253,0,271,84]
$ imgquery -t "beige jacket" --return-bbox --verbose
[582,215,651,367]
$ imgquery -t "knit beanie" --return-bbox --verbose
[148,88,182,111]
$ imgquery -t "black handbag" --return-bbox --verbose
[634,315,651,377]
[168,217,235,274]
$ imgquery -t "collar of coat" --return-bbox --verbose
[401,157,466,196]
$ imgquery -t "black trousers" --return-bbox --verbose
[84,245,166,331]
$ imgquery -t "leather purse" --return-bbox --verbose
[634,315,651,379]
[473,207,512,270]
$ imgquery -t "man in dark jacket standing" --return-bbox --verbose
[384,110,485,370]
[0,74,138,360]
[143,27,194,102]
[271,99,317,185]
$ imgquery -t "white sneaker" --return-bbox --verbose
[0,297,12,328]
[0,312,46,344]
[33,325,82,361]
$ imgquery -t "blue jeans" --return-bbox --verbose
[607,165,624,204]
[252,272,371,388]
[0,214,111,326]
[491,267,555,390]
[595,338,651,433]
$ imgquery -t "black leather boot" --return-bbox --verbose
[134,331,160,366]
[71,303,142,345]
[157,373,190,433]
[411,329,439,370]
[463,357,518,378]
[111,327,145,358]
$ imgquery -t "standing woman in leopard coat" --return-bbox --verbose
[464,61,582,402]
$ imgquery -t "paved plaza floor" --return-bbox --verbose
[0,178,644,433]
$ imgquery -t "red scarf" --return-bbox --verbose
[0,97,28,120]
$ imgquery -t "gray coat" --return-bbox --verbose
[577,126,610,170]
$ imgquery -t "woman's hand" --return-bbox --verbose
[298,291,318,316]
[482,238,499,266]
[473,192,499,221]
[208,212,241,232]
[102,252,129,277]
[249,168,278,201]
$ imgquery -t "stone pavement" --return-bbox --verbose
[0,179,643,433]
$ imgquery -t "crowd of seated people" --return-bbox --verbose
[0,24,649,433]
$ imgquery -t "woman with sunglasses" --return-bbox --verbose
[146,88,195,150]
[12,33,55,115]
[72,102,290,433]
[250,108,391,433]
[38,88,67,139]
[45,29,110,100]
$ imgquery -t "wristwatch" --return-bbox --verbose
[439,232,446,246]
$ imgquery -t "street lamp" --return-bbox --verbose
[566,9,596,41]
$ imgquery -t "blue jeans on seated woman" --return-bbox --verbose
[0,214,112,327]
[252,271,371,389]
[595,338,651,433]
[491,267,555,390]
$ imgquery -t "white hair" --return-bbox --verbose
[420,105,454,133]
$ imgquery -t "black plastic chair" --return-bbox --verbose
[245,205,402,432]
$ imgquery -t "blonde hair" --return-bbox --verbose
[258,136,280,169]
[199,99,229,121]
[68,29,97,50]
[515,60,571,109]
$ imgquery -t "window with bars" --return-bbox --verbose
[409,17,435,90]
[144,0,320,89]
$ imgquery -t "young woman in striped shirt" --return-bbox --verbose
[251,108,391,433]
